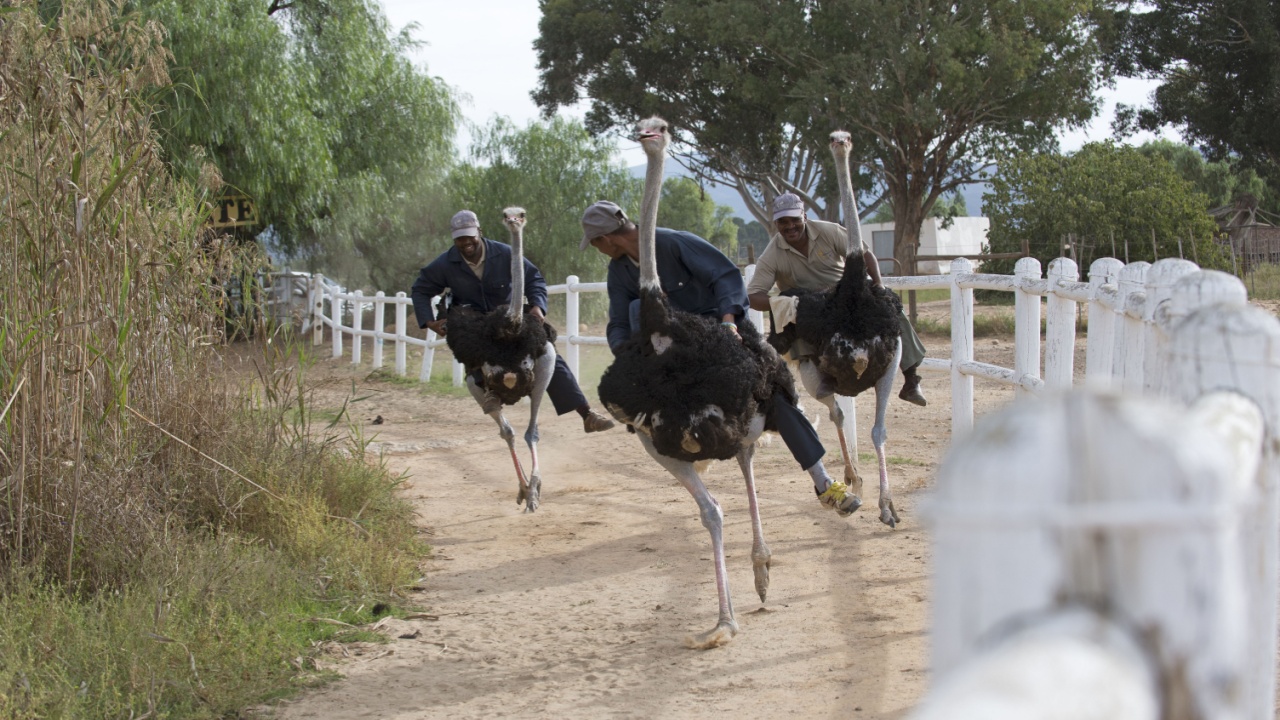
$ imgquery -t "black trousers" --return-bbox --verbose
[627,299,825,469]
[469,354,587,416]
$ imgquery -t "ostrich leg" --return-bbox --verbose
[736,417,770,601]
[636,433,738,649]
[466,375,529,505]
[870,342,903,527]
[521,345,556,513]
[797,360,864,504]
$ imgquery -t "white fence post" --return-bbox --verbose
[923,389,1264,719]
[351,290,363,365]
[949,257,975,438]
[394,292,407,376]
[1013,257,1042,398]
[421,296,439,382]
[1141,258,1199,395]
[1115,261,1150,392]
[312,274,325,347]
[1044,257,1079,389]
[331,288,344,359]
[372,291,386,370]
[453,355,465,387]
[1163,270,1280,719]
[1085,258,1124,388]
[566,274,581,380]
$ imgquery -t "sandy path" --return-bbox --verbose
[266,313,1031,720]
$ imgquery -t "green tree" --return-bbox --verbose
[448,116,641,289]
[535,0,1109,275]
[983,143,1227,278]
[1112,0,1280,177]
[141,0,459,278]
[657,178,739,258]
[734,218,771,262]
[868,192,969,225]
[1137,140,1277,216]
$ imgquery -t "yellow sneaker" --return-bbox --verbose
[817,482,861,516]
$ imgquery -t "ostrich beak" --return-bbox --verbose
[503,373,517,389]
[681,431,701,454]
[853,355,869,379]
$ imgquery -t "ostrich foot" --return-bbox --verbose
[752,550,771,602]
[684,619,738,650]
[843,464,865,501]
[524,474,542,513]
[879,497,899,528]
[516,483,527,507]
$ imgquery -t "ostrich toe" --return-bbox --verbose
[753,550,771,602]
[524,475,542,513]
[684,619,738,650]
[843,465,865,508]
[879,497,899,528]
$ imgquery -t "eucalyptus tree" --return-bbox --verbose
[535,0,1109,273]
[658,177,739,258]
[1112,0,1280,177]
[142,0,459,275]
[982,143,1226,277]
[448,116,641,287]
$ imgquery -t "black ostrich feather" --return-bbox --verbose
[599,290,796,463]
[445,304,556,406]
[767,252,902,397]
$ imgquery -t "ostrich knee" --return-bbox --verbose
[696,496,724,534]
[523,425,540,447]
[871,422,888,449]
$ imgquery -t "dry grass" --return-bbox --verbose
[0,3,422,715]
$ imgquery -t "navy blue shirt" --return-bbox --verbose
[606,228,747,350]
[410,238,548,328]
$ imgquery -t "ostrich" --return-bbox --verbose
[444,207,556,513]
[768,131,903,527]
[598,117,800,648]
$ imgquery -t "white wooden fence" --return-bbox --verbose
[288,258,1280,715]
[298,255,1231,439]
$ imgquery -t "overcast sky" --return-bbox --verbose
[378,0,1176,169]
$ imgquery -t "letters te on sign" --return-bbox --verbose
[207,195,259,228]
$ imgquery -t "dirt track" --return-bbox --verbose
[263,313,1039,720]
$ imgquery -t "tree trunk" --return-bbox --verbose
[893,197,925,278]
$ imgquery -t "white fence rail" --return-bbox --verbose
[299,255,1229,440]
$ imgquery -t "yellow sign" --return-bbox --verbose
[208,195,259,228]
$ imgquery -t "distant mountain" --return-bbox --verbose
[630,162,992,220]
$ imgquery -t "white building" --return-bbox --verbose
[862,216,990,275]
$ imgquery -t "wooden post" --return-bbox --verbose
[1044,257,1079,389]
[394,292,407,376]
[1163,270,1280,719]
[949,257,975,438]
[924,390,1264,719]
[1141,258,1199,395]
[1084,258,1124,388]
[421,295,440,383]
[312,274,325,347]
[1013,257,1042,398]
[351,290,363,365]
[742,265,766,334]
[565,274,581,380]
[1114,262,1149,392]
[372,292,386,369]
[331,290,343,359]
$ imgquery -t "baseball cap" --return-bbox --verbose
[579,200,628,250]
[772,193,805,221]
[450,210,480,239]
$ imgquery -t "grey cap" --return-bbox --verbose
[579,200,628,250]
[772,193,805,221]
[450,210,480,239]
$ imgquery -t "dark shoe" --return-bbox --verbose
[583,409,616,433]
[899,371,927,407]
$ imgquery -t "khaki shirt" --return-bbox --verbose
[465,243,486,280]
[746,218,863,295]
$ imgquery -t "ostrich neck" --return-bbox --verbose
[639,145,665,291]
[508,229,524,324]
[834,150,863,253]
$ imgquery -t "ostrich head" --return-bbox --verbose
[502,206,527,234]
[830,130,852,155]
[637,117,670,157]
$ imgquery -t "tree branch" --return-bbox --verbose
[267,0,293,15]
